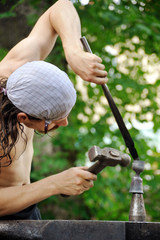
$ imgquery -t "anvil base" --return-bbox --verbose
[0,220,160,240]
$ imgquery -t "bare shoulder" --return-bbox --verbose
[10,125,34,161]
[0,125,34,187]
[0,123,34,160]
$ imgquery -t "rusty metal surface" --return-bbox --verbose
[129,175,143,194]
[0,220,125,240]
[129,160,145,194]
[126,222,160,240]
[129,160,146,222]
[129,194,146,221]
[0,220,160,240]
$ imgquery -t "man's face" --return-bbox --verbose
[17,113,69,134]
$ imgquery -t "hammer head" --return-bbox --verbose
[88,146,131,167]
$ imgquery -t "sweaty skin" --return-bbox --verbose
[0,0,107,217]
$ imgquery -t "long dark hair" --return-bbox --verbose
[0,77,43,167]
[0,77,26,166]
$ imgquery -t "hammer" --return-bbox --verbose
[61,146,130,197]
[87,146,131,175]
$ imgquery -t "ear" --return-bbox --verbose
[17,112,29,123]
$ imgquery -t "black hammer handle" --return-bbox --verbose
[80,36,139,161]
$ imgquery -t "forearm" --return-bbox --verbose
[0,175,58,216]
[49,0,82,54]
[0,167,96,217]
[49,0,108,84]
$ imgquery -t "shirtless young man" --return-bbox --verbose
[0,0,108,220]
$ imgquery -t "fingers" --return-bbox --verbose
[96,62,105,70]
[95,56,102,63]
[78,166,88,170]
[76,178,94,193]
[66,49,108,84]
[77,167,97,181]
[57,167,97,196]
[92,65,108,78]
[84,55,108,84]
[84,180,94,188]
[84,75,108,85]
[91,76,108,85]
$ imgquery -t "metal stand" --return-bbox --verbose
[129,160,146,221]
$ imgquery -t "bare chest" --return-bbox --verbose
[0,126,34,187]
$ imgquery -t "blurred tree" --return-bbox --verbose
[0,0,160,221]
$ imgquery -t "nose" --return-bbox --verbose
[57,117,68,126]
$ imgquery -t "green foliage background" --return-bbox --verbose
[0,0,160,221]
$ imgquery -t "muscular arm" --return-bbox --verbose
[0,167,96,216]
[1,0,107,84]
[1,3,58,70]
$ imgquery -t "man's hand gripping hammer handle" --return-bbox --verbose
[61,146,130,197]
